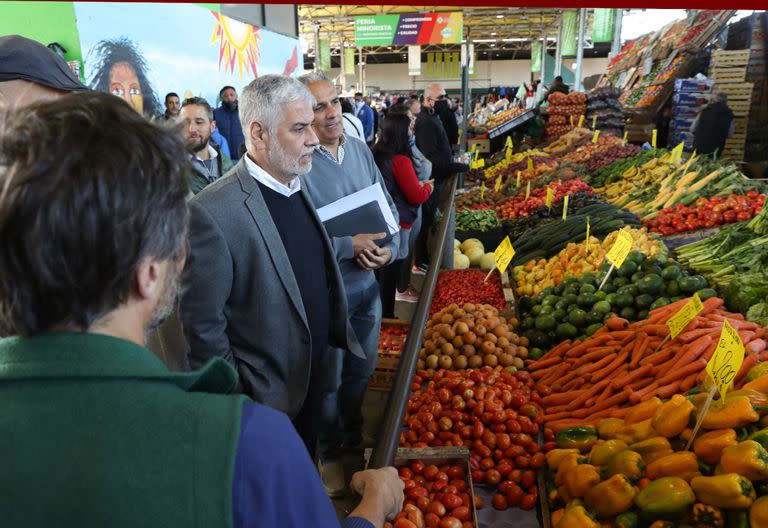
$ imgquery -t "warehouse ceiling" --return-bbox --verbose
[298,5,607,67]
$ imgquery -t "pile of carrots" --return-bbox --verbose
[526,297,768,433]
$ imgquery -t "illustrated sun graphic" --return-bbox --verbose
[211,12,262,78]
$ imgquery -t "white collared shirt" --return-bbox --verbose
[191,144,218,162]
[244,154,302,197]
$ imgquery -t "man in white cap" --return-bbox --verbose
[0,35,88,109]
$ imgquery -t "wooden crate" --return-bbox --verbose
[730,100,752,116]
[364,447,481,528]
[369,319,409,391]
[733,117,749,135]
[717,82,754,100]
[711,67,747,82]
[711,49,751,66]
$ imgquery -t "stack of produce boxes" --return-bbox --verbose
[668,78,713,152]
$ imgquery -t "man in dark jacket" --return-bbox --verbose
[693,91,734,157]
[0,91,403,528]
[180,96,233,194]
[413,82,468,267]
[436,95,459,147]
[213,85,245,159]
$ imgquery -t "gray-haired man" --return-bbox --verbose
[298,70,400,497]
[180,75,364,458]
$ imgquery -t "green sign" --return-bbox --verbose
[354,15,400,46]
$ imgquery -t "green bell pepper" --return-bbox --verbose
[634,476,695,521]
[614,510,639,528]
[555,426,598,452]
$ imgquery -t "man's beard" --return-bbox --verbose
[145,262,183,333]
[268,136,314,178]
[188,135,210,154]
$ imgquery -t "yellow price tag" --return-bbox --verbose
[493,236,515,274]
[480,181,486,200]
[585,216,590,247]
[505,147,512,161]
[494,174,503,192]
[605,229,634,269]
[592,115,597,130]
[562,195,569,220]
[527,156,534,177]
[592,130,600,144]
[672,141,685,161]
[706,320,746,399]
[505,136,513,149]
[470,143,478,154]
[570,115,574,126]
[516,170,522,188]
[525,181,531,200]
[651,129,658,148]
[578,115,584,128]
[545,187,554,209]
[667,293,704,340]
[622,131,628,143]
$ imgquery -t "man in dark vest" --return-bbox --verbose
[0,91,402,527]
[693,90,735,157]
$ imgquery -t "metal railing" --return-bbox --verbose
[368,174,458,468]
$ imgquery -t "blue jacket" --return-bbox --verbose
[211,128,231,159]
[213,106,245,159]
[355,102,374,142]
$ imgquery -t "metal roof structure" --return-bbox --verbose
[298,5,607,67]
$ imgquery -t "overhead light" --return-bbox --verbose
[387,46,392,50]
[491,32,497,35]
[496,14,504,18]
[502,38,529,42]
[490,44,496,48]
[473,38,497,43]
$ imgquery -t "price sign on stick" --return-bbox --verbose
[577,115,584,128]
[570,115,574,126]
[481,181,486,200]
[707,320,746,399]
[652,129,658,148]
[667,294,704,339]
[484,236,516,282]
[516,170,522,188]
[686,323,745,450]
[505,136,513,150]
[592,115,597,130]
[622,131,628,144]
[672,141,685,162]
[562,195,569,220]
[527,156,534,177]
[505,136,513,161]
[592,130,600,143]
[584,216,590,247]
[494,174,503,192]
[545,187,554,209]
[599,229,634,291]
[525,181,531,200]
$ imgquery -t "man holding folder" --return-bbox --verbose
[298,71,400,496]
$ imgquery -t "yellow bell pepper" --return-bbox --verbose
[634,477,695,521]
[625,397,663,425]
[555,500,600,528]
[730,388,768,407]
[690,474,756,509]
[585,474,637,519]
[646,451,700,481]
[590,439,628,466]
[606,450,646,481]
[629,436,674,464]
[694,429,738,465]
[746,363,768,383]
[720,440,768,481]
[555,453,582,486]
[750,496,768,527]
[562,463,601,499]
[616,418,658,445]
[597,418,625,440]
[743,376,768,394]
[546,448,580,471]
[701,396,760,430]
[652,394,695,438]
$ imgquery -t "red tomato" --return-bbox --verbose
[394,519,417,528]
[486,469,501,486]
[399,467,414,480]
[499,480,516,494]
[406,486,429,500]
[442,493,463,510]
[521,493,537,510]
[426,500,446,517]
[506,484,524,506]
[423,464,439,481]
[447,465,465,480]
[424,513,440,528]
[492,493,509,510]
[452,506,471,522]
[416,496,431,512]
[521,470,536,489]
[438,517,462,528]
[410,460,425,475]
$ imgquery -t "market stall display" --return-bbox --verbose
[644,191,765,235]
[544,92,587,139]
[585,86,626,137]
[668,77,714,152]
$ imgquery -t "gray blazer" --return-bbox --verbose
[180,159,364,418]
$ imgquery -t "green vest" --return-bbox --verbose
[0,333,249,527]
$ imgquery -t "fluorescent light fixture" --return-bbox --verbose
[496,14,504,18]
[473,38,497,43]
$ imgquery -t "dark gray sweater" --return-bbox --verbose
[301,137,400,296]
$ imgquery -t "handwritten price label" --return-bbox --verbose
[652,129,658,148]
[667,294,704,339]
[505,136,513,149]
[578,115,584,128]
[672,141,685,162]
[527,156,534,177]
[494,174,503,192]
[592,130,600,143]
[592,115,597,130]
[516,170,522,188]
[562,195,569,220]
[570,115,574,126]
[525,181,531,200]
[585,216,590,247]
[706,320,745,398]
[605,229,634,269]
[545,187,554,209]
[481,181,486,200]
[493,236,516,274]
[623,131,628,143]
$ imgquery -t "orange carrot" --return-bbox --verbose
[564,334,611,358]
[668,335,713,371]
[656,358,707,387]
[678,327,720,344]
[606,316,630,331]
[566,379,611,411]
[630,334,649,368]
[612,364,653,389]
[590,352,629,383]
[543,390,587,406]
[679,371,699,392]
[584,390,629,413]
[576,354,615,375]
[654,381,681,399]
[630,382,660,404]
[640,348,675,366]
[528,355,561,371]
[628,377,654,390]
[735,352,761,386]
[642,325,670,337]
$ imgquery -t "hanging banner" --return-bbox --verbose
[408,45,421,76]
[318,37,331,71]
[460,43,475,75]
[560,10,578,57]
[531,41,542,72]
[344,47,356,76]
[592,9,616,43]
[354,12,463,46]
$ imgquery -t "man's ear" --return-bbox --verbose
[209,119,216,134]
[250,121,268,151]
[134,257,162,302]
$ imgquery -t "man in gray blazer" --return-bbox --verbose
[180,75,363,458]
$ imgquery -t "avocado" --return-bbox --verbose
[563,293,578,306]
[577,292,598,308]
[696,288,717,301]
[555,299,570,312]
[552,308,566,321]
[556,322,579,339]
[579,283,597,295]
[614,293,634,308]
[635,294,655,310]
[601,283,617,294]
[520,317,534,330]
[539,304,555,315]
[535,314,557,331]
[665,280,681,297]
[661,265,682,281]
[617,260,638,278]
[631,271,645,283]
[553,284,565,296]
[650,297,671,311]
[620,306,637,320]
[613,277,630,288]
[586,309,604,325]
[580,272,598,286]
[542,294,561,306]
[679,276,703,294]
[593,300,612,315]
[637,310,649,320]
[637,274,663,295]
[530,304,543,316]
[585,323,604,336]
[567,308,588,327]
[627,250,645,265]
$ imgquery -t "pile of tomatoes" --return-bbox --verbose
[400,367,552,511]
[644,192,765,235]
[496,179,594,220]
[431,271,506,316]
[380,324,409,354]
[389,461,478,528]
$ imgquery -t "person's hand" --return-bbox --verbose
[349,467,405,525]
[352,233,387,258]
[356,246,391,270]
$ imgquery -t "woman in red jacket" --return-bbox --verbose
[373,113,433,318]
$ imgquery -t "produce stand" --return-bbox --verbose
[488,111,536,140]
[661,227,721,250]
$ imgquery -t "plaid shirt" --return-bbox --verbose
[315,135,346,165]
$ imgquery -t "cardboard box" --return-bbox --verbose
[672,105,700,117]
[673,92,711,107]
[467,138,490,154]
[674,78,714,93]
[369,319,408,391]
